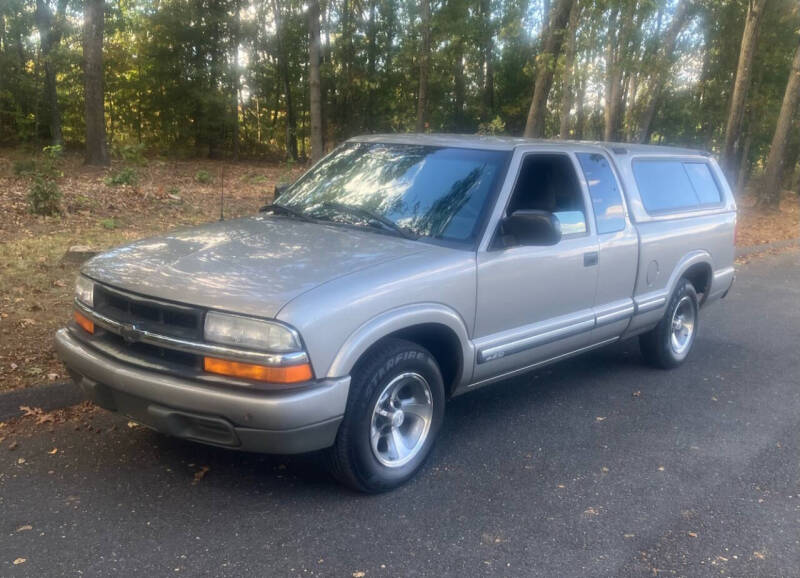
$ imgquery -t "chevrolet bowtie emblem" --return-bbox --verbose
[120,323,142,344]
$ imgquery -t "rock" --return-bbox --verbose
[61,245,99,264]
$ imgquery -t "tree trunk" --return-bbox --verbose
[604,2,636,142]
[479,0,494,121]
[636,0,693,143]
[524,0,574,138]
[366,0,377,129]
[415,0,431,132]
[308,0,323,163]
[759,36,800,210]
[721,0,768,177]
[272,0,297,160]
[83,0,109,166]
[35,0,68,146]
[231,0,241,160]
[558,0,580,139]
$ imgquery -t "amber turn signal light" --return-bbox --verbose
[74,311,95,334]
[203,357,312,384]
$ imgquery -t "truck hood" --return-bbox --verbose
[82,215,427,318]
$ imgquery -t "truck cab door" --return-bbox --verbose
[472,150,599,383]
[573,151,639,341]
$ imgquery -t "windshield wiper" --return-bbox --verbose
[319,202,418,240]
[260,203,315,222]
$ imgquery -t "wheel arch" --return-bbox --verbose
[326,303,474,396]
[668,251,713,305]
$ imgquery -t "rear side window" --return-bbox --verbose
[576,153,626,234]
[633,160,722,213]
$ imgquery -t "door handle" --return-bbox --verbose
[584,251,598,267]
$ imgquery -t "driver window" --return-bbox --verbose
[506,154,588,237]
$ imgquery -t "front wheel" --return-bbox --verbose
[327,338,445,492]
[639,279,699,369]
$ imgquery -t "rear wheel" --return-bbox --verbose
[327,338,445,492]
[639,279,699,369]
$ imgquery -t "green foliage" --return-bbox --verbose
[99,218,118,229]
[112,143,147,165]
[105,167,139,186]
[478,117,507,135]
[27,177,62,216]
[195,170,213,184]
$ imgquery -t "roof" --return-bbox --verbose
[348,133,709,157]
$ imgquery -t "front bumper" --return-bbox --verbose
[55,328,349,454]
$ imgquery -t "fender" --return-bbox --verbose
[634,249,713,315]
[326,303,475,387]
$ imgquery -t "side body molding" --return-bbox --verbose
[326,303,475,387]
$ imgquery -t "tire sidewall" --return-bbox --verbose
[347,345,445,491]
[661,280,699,365]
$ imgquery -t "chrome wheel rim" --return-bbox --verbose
[369,372,433,468]
[670,296,696,357]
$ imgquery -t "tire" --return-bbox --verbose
[639,279,699,369]
[327,338,445,493]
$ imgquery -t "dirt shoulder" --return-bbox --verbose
[0,150,797,392]
[0,150,303,391]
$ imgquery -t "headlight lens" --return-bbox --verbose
[204,312,301,352]
[75,276,94,307]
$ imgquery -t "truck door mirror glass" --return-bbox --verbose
[552,210,587,236]
[502,210,562,246]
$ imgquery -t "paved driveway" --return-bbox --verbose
[2,251,799,577]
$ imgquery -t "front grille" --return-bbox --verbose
[94,284,203,341]
[96,330,201,371]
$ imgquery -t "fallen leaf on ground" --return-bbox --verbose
[595,416,607,422]
[48,448,58,455]
[16,525,32,532]
[127,421,139,428]
[688,532,698,538]
[17,457,26,465]
[8,441,18,450]
[583,507,601,517]
[192,465,210,484]
[753,551,766,560]
[657,466,665,471]
[633,391,641,397]
[352,572,366,577]
[13,558,26,565]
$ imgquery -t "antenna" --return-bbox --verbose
[219,164,225,221]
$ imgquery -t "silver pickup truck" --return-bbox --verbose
[56,134,736,491]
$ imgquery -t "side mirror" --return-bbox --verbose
[502,210,562,246]
[274,183,289,200]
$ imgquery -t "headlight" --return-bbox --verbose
[204,312,301,352]
[75,276,94,307]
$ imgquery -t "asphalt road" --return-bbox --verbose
[2,251,800,577]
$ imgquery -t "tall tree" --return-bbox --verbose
[721,0,768,178]
[558,0,580,139]
[635,0,694,143]
[83,0,109,166]
[524,0,574,138]
[603,1,636,142]
[34,0,68,145]
[231,0,241,160]
[415,0,431,132]
[759,35,800,209]
[272,0,298,160]
[308,0,323,163]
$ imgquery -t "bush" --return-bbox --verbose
[112,142,147,165]
[13,159,37,176]
[27,177,61,216]
[99,218,117,229]
[195,169,213,184]
[477,116,506,136]
[105,167,139,186]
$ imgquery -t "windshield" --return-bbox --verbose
[274,143,509,244]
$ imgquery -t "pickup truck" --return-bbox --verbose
[56,134,737,492]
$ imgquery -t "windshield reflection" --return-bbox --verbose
[276,143,509,243]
